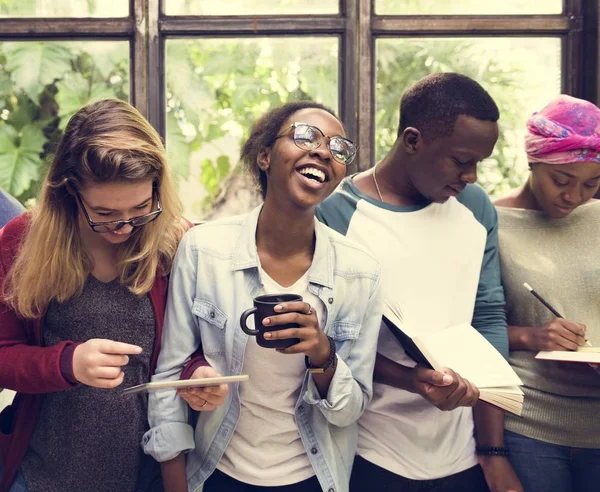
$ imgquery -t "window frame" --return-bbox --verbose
[0,0,596,172]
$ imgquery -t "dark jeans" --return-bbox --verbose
[505,430,600,492]
[203,468,323,492]
[350,455,489,492]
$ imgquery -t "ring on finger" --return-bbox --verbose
[306,303,313,315]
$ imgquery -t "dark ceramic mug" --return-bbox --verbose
[240,294,302,349]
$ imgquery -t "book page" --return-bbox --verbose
[535,350,600,364]
[418,324,522,389]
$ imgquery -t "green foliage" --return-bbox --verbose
[376,39,537,197]
[0,41,129,203]
[0,123,43,196]
[166,37,538,217]
[0,34,555,212]
[165,38,339,216]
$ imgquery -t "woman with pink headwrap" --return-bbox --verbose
[494,95,600,492]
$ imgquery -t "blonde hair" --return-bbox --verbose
[4,99,185,318]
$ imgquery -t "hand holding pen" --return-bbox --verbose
[522,283,588,352]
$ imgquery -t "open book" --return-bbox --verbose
[536,346,600,364]
[382,301,523,416]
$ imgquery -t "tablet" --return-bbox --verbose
[122,374,249,395]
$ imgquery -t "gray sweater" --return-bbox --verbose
[498,201,600,448]
[20,276,162,491]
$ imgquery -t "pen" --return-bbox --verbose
[523,282,591,346]
[523,282,563,318]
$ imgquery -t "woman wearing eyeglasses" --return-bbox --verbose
[0,99,188,492]
[144,101,382,492]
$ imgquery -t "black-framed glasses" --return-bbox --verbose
[76,188,162,233]
[276,122,357,165]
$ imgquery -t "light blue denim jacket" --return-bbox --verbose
[143,205,382,492]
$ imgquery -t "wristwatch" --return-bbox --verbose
[305,336,337,374]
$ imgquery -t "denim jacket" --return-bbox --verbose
[143,205,382,492]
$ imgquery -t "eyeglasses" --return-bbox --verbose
[275,122,357,165]
[76,188,162,233]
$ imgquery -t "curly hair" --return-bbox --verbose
[241,101,339,198]
[399,73,499,142]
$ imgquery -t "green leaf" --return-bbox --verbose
[216,155,230,179]
[87,43,129,79]
[0,70,12,97]
[55,72,116,130]
[0,123,44,197]
[199,158,218,197]
[7,96,37,131]
[4,42,73,100]
[166,42,213,122]
[166,111,191,180]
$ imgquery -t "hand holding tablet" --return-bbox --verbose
[122,374,249,395]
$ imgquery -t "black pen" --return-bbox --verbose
[523,282,591,346]
[523,282,563,318]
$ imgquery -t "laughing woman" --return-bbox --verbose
[144,101,382,492]
[0,99,186,492]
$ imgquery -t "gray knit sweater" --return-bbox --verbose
[498,201,600,448]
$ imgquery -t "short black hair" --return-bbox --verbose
[398,73,499,141]
[241,101,339,198]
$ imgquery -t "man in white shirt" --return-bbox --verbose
[318,73,523,492]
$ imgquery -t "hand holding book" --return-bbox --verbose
[411,365,480,411]
[382,300,523,416]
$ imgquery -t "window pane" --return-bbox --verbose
[0,0,128,17]
[375,38,561,196]
[166,37,339,221]
[165,0,338,16]
[376,0,562,15]
[0,41,129,203]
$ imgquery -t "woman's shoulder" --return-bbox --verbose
[493,189,522,209]
[0,213,30,251]
[179,212,250,252]
[0,213,30,277]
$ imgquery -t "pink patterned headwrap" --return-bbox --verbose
[525,95,600,165]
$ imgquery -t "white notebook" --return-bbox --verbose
[383,301,523,416]
[536,347,600,364]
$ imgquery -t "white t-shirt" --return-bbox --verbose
[318,180,498,480]
[216,269,325,486]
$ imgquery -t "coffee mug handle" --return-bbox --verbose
[240,307,259,336]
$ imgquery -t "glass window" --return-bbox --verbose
[165,0,338,16]
[166,37,339,221]
[0,0,128,17]
[375,37,561,197]
[376,0,562,16]
[0,41,129,202]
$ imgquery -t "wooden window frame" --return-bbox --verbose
[0,0,596,171]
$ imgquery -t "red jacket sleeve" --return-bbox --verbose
[0,215,76,394]
[180,350,210,380]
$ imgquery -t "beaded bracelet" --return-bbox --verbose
[475,446,509,457]
[305,336,337,374]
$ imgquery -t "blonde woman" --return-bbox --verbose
[0,99,187,492]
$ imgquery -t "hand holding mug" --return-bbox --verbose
[240,294,302,349]
[262,299,330,365]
